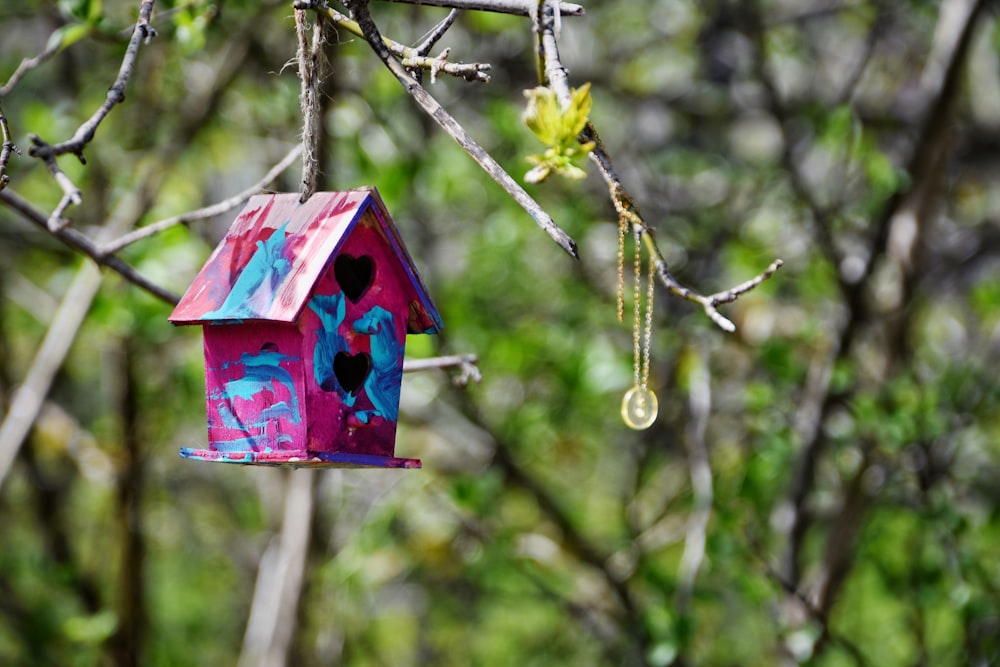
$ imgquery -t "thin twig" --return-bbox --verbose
[403,353,481,385]
[0,103,15,191]
[28,134,83,228]
[401,49,489,83]
[28,0,157,164]
[414,8,460,56]
[0,33,62,97]
[47,192,79,231]
[305,2,491,83]
[375,0,584,16]
[342,0,578,257]
[101,145,303,255]
[0,189,181,305]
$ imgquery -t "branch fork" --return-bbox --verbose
[533,0,782,331]
[23,1,158,226]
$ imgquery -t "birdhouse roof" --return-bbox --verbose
[168,187,442,333]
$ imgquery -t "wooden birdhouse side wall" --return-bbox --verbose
[298,209,414,458]
[202,323,307,455]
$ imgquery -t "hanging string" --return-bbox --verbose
[617,213,627,323]
[643,247,654,390]
[619,222,658,430]
[632,226,643,390]
[296,8,326,202]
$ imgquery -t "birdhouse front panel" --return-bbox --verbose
[202,323,307,459]
[169,187,443,468]
[299,250,404,459]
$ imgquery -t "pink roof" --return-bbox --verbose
[169,188,442,332]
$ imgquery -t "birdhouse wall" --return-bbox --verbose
[202,323,307,455]
[298,210,414,458]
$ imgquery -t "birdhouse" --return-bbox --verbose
[169,187,442,468]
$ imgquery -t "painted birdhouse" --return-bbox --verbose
[169,187,442,468]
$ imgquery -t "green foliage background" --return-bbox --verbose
[1,1,999,666]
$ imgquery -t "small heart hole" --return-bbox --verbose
[334,351,370,395]
[334,254,374,303]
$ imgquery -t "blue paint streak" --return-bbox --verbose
[308,292,356,406]
[212,435,261,452]
[213,348,302,427]
[206,222,293,319]
[216,402,244,430]
[258,401,298,422]
[353,306,402,422]
[212,434,294,453]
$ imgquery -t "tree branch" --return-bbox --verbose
[0,30,62,97]
[0,262,104,493]
[0,189,181,305]
[403,353,481,385]
[100,145,304,255]
[303,2,491,83]
[28,1,157,164]
[375,0,584,16]
[414,8,459,56]
[23,0,158,228]
[0,103,14,191]
[340,0,578,257]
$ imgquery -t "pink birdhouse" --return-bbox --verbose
[169,187,442,468]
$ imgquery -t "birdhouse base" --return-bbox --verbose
[179,448,421,469]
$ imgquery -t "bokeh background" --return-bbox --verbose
[1,1,999,665]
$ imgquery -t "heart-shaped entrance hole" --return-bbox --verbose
[334,254,374,303]
[334,351,370,395]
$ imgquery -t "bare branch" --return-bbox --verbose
[697,259,785,329]
[27,134,83,227]
[0,189,181,305]
[47,192,79,232]
[403,353,481,385]
[341,0,578,257]
[0,103,15,191]
[101,145,303,255]
[305,2,492,83]
[0,263,104,493]
[375,0,584,16]
[401,48,490,83]
[0,32,62,97]
[414,8,459,56]
[28,0,157,164]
